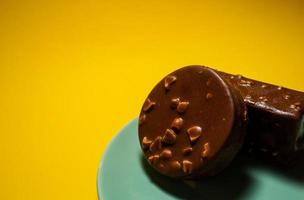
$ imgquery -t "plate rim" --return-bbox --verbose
[96,118,138,200]
[96,117,304,200]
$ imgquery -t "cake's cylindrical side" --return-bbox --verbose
[194,80,248,178]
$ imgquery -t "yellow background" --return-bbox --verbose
[1,0,303,199]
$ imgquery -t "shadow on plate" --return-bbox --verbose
[140,151,304,200]
[243,151,304,184]
[140,153,253,200]
[283,153,304,182]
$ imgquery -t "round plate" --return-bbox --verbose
[97,118,304,200]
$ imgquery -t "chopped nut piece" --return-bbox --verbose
[142,136,152,150]
[171,117,184,131]
[187,126,202,143]
[182,160,193,174]
[149,136,162,152]
[148,155,160,165]
[170,98,180,109]
[182,147,193,155]
[139,114,146,125]
[143,98,155,112]
[206,93,213,99]
[177,101,189,113]
[171,161,181,170]
[164,75,177,90]
[160,149,172,160]
[162,129,177,144]
[201,143,210,158]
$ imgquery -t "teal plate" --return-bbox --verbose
[97,118,304,200]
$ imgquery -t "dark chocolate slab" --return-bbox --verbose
[219,72,304,118]
[218,71,304,162]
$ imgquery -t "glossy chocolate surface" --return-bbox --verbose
[138,66,247,178]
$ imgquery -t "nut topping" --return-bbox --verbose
[182,160,193,174]
[162,129,177,144]
[206,93,213,99]
[149,136,162,152]
[182,147,193,155]
[171,117,184,131]
[177,101,189,113]
[171,161,181,170]
[139,114,146,125]
[160,149,172,160]
[187,126,202,143]
[148,155,160,165]
[142,136,152,150]
[170,98,180,109]
[143,98,155,112]
[164,75,177,90]
[201,143,210,158]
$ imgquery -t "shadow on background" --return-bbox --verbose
[140,152,304,200]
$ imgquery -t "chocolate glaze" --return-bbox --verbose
[138,66,247,179]
[218,71,304,163]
